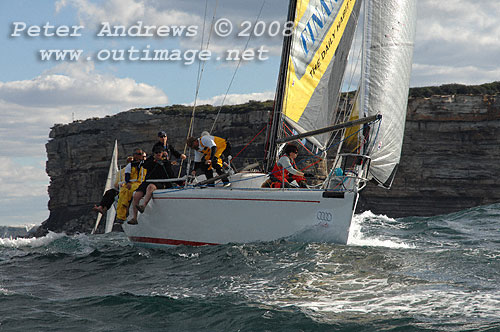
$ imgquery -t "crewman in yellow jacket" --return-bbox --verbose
[186,133,231,185]
[116,149,146,222]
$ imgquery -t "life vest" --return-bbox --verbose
[271,160,289,183]
[270,156,305,188]
[130,161,145,183]
[198,136,227,169]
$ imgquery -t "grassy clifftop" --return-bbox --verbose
[409,81,500,98]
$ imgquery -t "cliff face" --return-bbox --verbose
[37,95,500,235]
[358,94,500,217]
[38,102,271,236]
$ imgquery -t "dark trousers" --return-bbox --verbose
[194,145,231,183]
[99,188,119,209]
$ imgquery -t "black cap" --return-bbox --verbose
[158,131,167,138]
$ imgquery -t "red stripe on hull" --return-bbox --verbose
[153,197,321,203]
[129,236,219,246]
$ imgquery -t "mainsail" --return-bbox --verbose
[360,0,417,187]
[282,0,362,150]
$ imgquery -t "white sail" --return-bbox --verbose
[361,0,417,187]
[92,140,118,234]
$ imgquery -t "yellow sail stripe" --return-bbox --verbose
[284,0,358,123]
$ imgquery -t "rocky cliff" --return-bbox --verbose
[34,94,500,236]
[358,94,500,217]
[36,101,272,236]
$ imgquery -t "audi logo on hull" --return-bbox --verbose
[316,211,333,222]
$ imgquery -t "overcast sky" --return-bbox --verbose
[0,0,498,226]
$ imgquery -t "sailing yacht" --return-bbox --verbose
[121,0,417,247]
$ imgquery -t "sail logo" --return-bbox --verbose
[291,0,342,79]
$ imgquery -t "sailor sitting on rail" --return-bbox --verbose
[267,143,307,188]
[115,148,146,223]
[128,145,175,225]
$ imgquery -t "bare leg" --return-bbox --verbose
[142,184,157,208]
[131,190,144,221]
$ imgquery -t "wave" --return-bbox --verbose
[0,231,65,248]
[0,224,39,239]
[347,211,416,249]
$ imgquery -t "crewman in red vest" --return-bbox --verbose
[269,143,307,188]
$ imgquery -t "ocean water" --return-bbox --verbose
[1,205,499,332]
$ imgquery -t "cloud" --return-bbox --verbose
[0,60,168,152]
[0,60,169,223]
[54,0,286,57]
[55,0,202,27]
[0,61,168,109]
[188,91,274,106]
[0,60,168,154]
[0,157,48,199]
[416,1,500,46]
[413,0,500,86]
[0,156,48,224]
[411,63,500,87]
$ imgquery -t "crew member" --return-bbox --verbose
[153,131,187,165]
[115,148,146,223]
[186,133,231,185]
[128,145,175,225]
[269,143,307,188]
[92,156,133,215]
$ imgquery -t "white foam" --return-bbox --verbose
[254,264,500,323]
[347,211,415,249]
[0,231,65,248]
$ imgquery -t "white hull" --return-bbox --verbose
[122,175,358,247]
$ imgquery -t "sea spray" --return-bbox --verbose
[348,211,416,249]
[0,231,64,248]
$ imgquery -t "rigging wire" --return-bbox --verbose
[178,0,218,177]
[231,125,267,160]
[209,0,267,134]
[187,0,218,138]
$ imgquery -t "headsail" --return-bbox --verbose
[361,0,417,187]
[282,0,362,150]
[92,140,118,234]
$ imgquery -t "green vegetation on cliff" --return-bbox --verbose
[409,81,500,98]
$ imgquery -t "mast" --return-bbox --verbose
[263,0,298,173]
